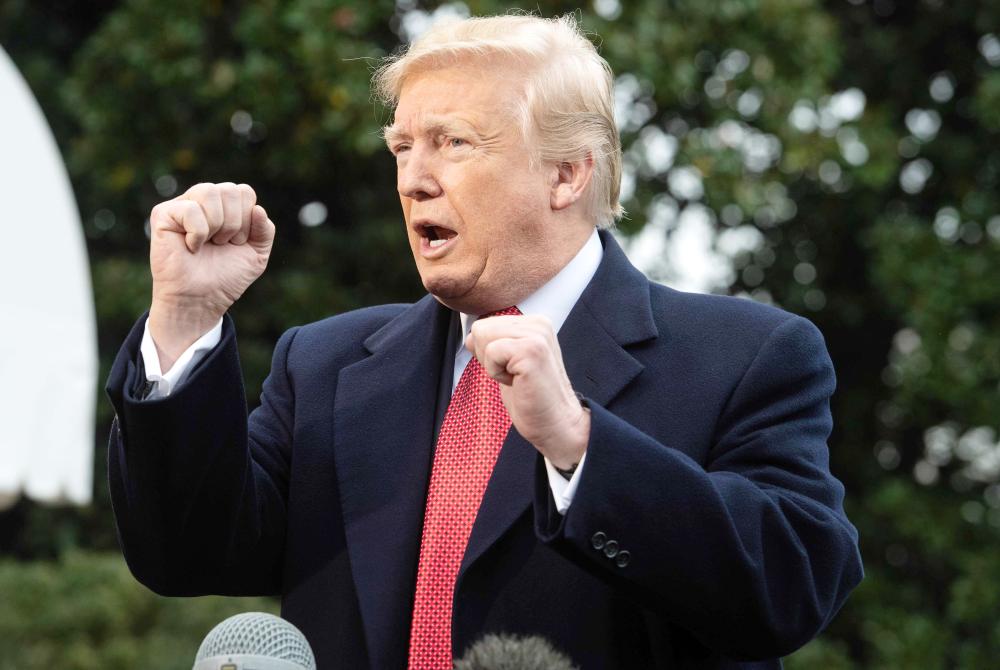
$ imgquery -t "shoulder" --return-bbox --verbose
[641,283,829,376]
[275,303,412,368]
[298,303,411,338]
[649,283,817,342]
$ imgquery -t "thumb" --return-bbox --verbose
[248,205,276,253]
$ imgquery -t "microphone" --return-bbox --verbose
[192,612,316,670]
[454,633,578,670]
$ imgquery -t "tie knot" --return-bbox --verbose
[480,305,521,319]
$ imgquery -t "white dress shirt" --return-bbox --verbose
[140,228,603,513]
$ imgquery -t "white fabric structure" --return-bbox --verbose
[0,45,96,509]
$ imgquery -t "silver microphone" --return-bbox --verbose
[192,612,316,670]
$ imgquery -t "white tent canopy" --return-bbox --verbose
[0,45,97,509]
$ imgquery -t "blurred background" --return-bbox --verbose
[1,0,998,667]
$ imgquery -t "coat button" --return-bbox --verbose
[615,550,630,568]
[591,532,607,550]
[603,540,619,558]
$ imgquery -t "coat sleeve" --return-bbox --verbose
[533,314,863,660]
[106,314,299,597]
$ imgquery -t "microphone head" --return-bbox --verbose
[192,612,316,670]
[454,633,578,670]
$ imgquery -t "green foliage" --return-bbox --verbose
[2,0,1000,667]
[0,552,277,669]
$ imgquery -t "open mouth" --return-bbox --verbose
[417,223,458,249]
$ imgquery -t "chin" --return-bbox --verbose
[421,276,491,314]
[421,271,469,301]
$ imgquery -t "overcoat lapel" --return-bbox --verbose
[460,231,659,579]
[332,294,452,669]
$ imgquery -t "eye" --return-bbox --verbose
[392,143,411,155]
[448,137,467,149]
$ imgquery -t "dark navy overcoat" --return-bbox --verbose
[107,231,862,669]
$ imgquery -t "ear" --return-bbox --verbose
[549,153,595,212]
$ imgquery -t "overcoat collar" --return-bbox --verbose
[332,231,658,667]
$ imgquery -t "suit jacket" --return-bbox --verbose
[106,231,862,669]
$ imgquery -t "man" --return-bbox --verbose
[107,14,862,669]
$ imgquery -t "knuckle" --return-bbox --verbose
[525,335,548,356]
[187,182,212,197]
[238,183,257,201]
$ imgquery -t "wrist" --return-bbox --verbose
[539,397,590,471]
[148,298,224,369]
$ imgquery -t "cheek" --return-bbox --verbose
[497,180,548,230]
[445,162,546,243]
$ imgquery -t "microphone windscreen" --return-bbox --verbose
[454,633,578,670]
[193,612,315,670]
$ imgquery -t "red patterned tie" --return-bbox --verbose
[407,306,521,670]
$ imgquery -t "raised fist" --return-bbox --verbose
[147,182,275,370]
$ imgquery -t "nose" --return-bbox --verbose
[397,144,442,202]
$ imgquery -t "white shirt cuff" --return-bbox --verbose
[544,451,587,515]
[139,317,224,398]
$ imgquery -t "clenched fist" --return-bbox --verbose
[466,315,590,469]
[148,182,275,371]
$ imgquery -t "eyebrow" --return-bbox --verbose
[382,125,409,148]
[383,116,483,149]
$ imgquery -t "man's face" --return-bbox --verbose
[387,64,558,314]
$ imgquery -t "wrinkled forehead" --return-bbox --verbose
[390,61,526,133]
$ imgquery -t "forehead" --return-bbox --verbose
[390,65,521,134]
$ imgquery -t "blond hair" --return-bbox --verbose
[373,13,623,229]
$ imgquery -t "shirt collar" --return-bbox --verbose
[459,227,603,341]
